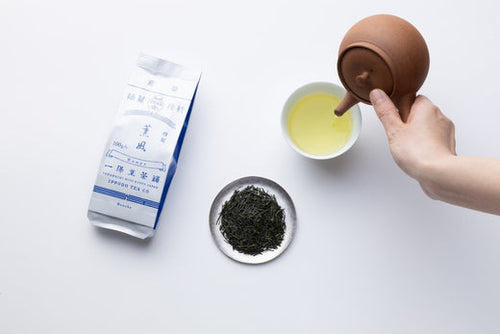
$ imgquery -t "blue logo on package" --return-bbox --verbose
[88,54,201,239]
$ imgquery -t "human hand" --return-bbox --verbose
[369,89,456,181]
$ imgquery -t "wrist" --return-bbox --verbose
[417,154,456,182]
[416,154,457,200]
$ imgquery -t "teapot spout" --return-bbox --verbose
[335,92,359,116]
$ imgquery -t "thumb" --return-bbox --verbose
[369,89,403,132]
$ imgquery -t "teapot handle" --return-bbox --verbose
[393,93,416,123]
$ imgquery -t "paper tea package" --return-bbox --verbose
[88,54,201,239]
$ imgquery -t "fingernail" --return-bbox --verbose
[369,89,386,106]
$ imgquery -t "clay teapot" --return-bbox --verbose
[334,14,430,122]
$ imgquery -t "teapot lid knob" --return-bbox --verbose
[355,71,370,87]
[338,45,394,102]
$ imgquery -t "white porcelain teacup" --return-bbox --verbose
[281,82,362,160]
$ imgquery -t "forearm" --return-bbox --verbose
[419,156,500,215]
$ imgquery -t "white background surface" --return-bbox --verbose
[1,0,500,333]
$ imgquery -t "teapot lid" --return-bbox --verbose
[338,46,394,102]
